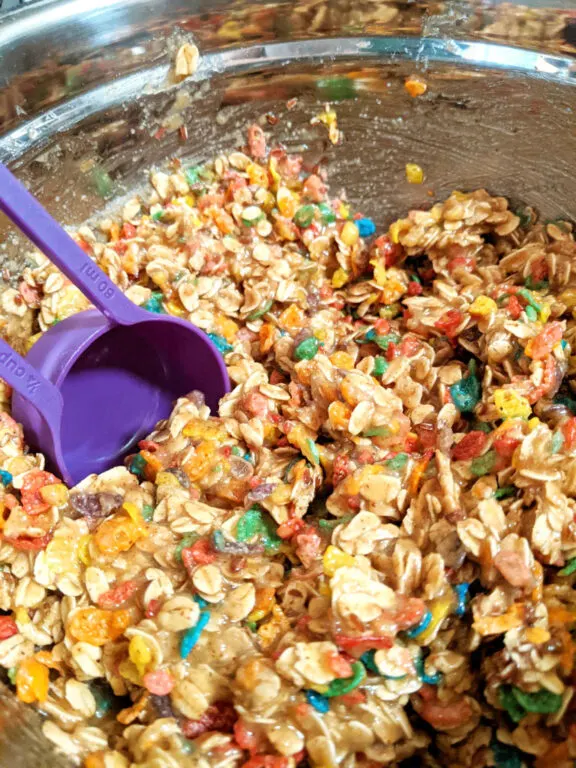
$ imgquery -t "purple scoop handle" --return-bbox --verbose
[0,337,62,425]
[0,164,141,326]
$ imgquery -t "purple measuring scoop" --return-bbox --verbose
[0,165,230,486]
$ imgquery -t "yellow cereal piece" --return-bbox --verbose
[338,202,350,219]
[340,221,359,247]
[215,314,239,343]
[155,471,181,487]
[323,545,356,577]
[78,535,91,566]
[332,268,350,289]
[122,502,148,537]
[494,389,531,420]
[277,187,298,219]
[469,295,497,316]
[329,351,354,370]
[184,194,196,208]
[416,594,454,644]
[128,635,153,676]
[257,605,289,649]
[373,261,387,287]
[269,483,292,506]
[389,220,402,244]
[405,163,424,184]
[528,417,541,431]
[38,483,69,506]
[247,163,269,188]
[525,626,550,645]
[539,303,551,323]
[15,607,30,625]
[165,300,187,318]
[328,400,351,429]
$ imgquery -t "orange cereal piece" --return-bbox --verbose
[68,607,131,646]
[183,441,216,482]
[278,304,305,331]
[405,75,427,97]
[16,658,49,703]
[259,323,277,354]
[93,515,143,555]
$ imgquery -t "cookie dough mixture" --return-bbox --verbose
[0,121,575,768]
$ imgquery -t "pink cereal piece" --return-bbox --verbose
[143,669,175,695]
[247,124,266,160]
[493,551,533,588]
[302,174,327,202]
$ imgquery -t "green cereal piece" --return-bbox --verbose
[236,507,264,541]
[294,336,320,361]
[306,438,320,466]
[517,288,542,311]
[385,453,408,470]
[175,533,200,562]
[559,557,576,576]
[470,450,496,477]
[498,685,526,723]
[294,205,316,228]
[551,430,564,454]
[142,504,155,522]
[511,687,563,714]
[494,485,516,499]
[525,305,537,322]
[317,203,336,224]
[373,356,388,377]
[247,299,273,321]
[324,661,366,697]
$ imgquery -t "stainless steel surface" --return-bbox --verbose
[0,0,575,763]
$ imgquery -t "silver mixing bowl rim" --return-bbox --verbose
[0,35,575,164]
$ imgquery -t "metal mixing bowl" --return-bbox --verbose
[0,0,575,764]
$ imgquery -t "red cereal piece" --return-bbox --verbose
[400,336,420,357]
[182,701,236,739]
[0,615,18,639]
[434,309,464,339]
[21,470,60,516]
[143,669,174,695]
[493,433,521,460]
[452,431,488,461]
[325,650,353,679]
[276,518,304,539]
[97,579,139,609]
[5,533,52,551]
[182,538,216,569]
[507,294,523,320]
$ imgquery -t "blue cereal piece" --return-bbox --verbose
[180,611,210,658]
[129,454,147,478]
[357,218,376,238]
[405,609,432,639]
[415,655,442,686]
[305,689,330,713]
[193,595,209,610]
[453,583,470,616]
[0,470,12,486]
[207,333,233,355]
